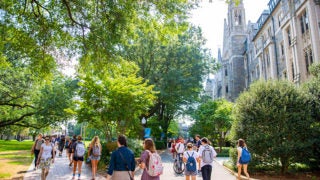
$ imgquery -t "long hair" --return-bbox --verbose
[144,138,156,153]
[91,136,100,147]
[238,138,246,148]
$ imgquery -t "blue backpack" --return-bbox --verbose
[186,152,197,172]
[239,147,251,164]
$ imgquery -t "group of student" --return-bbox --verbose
[170,135,250,180]
[31,133,102,180]
[31,133,250,180]
[170,135,217,180]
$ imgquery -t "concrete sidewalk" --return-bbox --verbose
[24,151,104,180]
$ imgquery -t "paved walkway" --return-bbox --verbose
[24,149,236,180]
[24,151,104,180]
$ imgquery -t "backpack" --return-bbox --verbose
[92,144,100,157]
[65,141,70,148]
[239,147,251,164]
[146,150,163,177]
[75,142,85,157]
[176,143,185,153]
[202,145,214,163]
[186,152,197,172]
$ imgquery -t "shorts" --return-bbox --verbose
[39,158,52,169]
[73,156,84,161]
[90,155,101,161]
[184,170,197,176]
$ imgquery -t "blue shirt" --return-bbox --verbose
[107,146,136,175]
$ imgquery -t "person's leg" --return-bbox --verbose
[237,164,242,180]
[77,161,83,178]
[191,175,196,180]
[73,159,77,178]
[44,168,49,178]
[34,150,39,168]
[201,165,208,180]
[207,165,212,180]
[186,175,190,180]
[41,168,45,180]
[243,164,250,179]
[70,153,74,166]
[91,159,96,178]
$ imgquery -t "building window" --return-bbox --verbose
[226,85,229,93]
[304,47,314,73]
[291,61,295,79]
[280,42,285,56]
[225,68,228,76]
[300,11,309,34]
[283,70,287,79]
[256,65,260,79]
[287,28,291,46]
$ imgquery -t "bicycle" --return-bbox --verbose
[173,153,185,174]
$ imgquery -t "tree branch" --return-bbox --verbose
[0,112,35,128]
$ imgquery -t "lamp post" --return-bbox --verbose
[141,117,146,139]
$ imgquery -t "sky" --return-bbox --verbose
[189,0,270,58]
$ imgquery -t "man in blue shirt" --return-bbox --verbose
[106,135,136,180]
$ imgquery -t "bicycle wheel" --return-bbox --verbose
[173,161,185,174]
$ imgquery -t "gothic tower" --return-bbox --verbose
[220,0,247,101]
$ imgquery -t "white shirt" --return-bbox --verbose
[175,142,185,153]
[198,144,217,167]
[41,143,53,159]
[183,150,199,169]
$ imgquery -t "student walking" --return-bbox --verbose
[31,133,44,170]
[171,139,177,159]
[106,135,136,180]
[138,138,163,180]
[37,135,55,180]
[88,136,102,180]
[65,136,72,162]
[183,143,199,180]
[69,135,77,167]
[198,137,217,180]
[72,135,86,180]
[237,139,250,180]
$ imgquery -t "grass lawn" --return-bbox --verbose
[0,140,34,179]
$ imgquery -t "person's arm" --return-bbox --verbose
[88,144,92,157]
[182,152,187,163]
[237,147,241,165]
[31,140,37,154]
[52,145,55,163]
[37,146,43,165]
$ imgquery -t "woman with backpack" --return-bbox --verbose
[198,137,217,180]
[88,136,102,180]
[237,139,250,180]
[65,136,72,163]
[72,135,85,180]
[36,135,55,180]
[106,135,136,180]
[183,143,199,180]
[138,138,163,180]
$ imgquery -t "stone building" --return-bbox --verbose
[213,0,320,101]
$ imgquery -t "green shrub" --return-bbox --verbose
[216,147,230,157]
[154,140,166,150]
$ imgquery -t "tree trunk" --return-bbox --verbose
[280,156,289,174]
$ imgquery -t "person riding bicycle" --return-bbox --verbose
[175,137,185,171]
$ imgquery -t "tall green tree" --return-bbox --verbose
[77,59,157,139]
[189,98,233,150]
[231,80,314,174]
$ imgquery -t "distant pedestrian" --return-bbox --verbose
[198,137,217,180]
[58,135,66,157]
[171,139,177,159]
[37,135,55,180]
[237,139,250,180]
[69,135,77,167]
[88,136,102,180]
[194,134,201,173]
[31,133,44,170]
[138,138,163,180]
[183,143,199,180]
[72,135,85,180]
[106,135,135,180]
[65,136,72,163]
